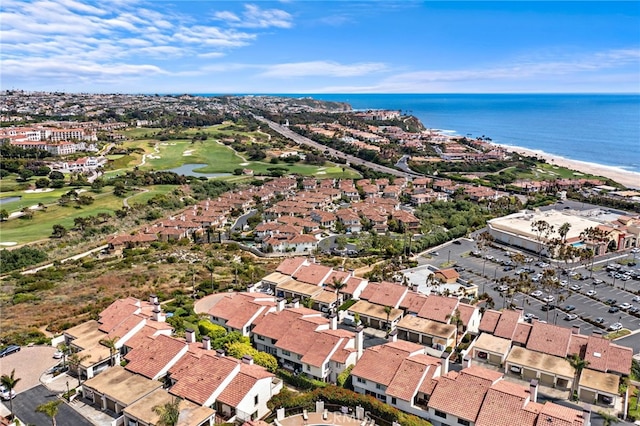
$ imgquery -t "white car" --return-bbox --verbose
[53,350,64,359]
[608,323,623,331]
[570,284,581,291]
[0,385,15,401]
[560,280,568,287]
[565,314,578,321]
[619,303,632,310]
[587,290,597,296]
[531,290,543,297]
[631,248,639,253]
[633,296,640,303]
[542,295,555,303]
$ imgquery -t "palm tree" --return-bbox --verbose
[327,277,347,315]
[153,397,182,426]
[531,219,554,260]
[204,261,216,291]
[384,305,392,337]
[99,336,119,367]
[36,399,63,426]
[597,410,620,426]
[68,352,91,387]
[1,369,21,420]
[558,222,572,244]
[568,354,589,400]
[446,308,463,350]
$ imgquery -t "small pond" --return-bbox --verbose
[0,196,21,205]
[164,164,231,178]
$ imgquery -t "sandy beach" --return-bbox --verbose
[493,143,640,190]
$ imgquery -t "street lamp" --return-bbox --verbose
[66,381,70,402]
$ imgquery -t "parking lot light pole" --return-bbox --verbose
[66,381,70,402]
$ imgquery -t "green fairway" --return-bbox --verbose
[0,191,125,245]
[0,188,74,213]
[126,185,179,207]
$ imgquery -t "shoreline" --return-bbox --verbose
[491,143,640,190]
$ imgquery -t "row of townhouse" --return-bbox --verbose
[350,340,590,426]
[469,308,632,407]
[252,258,480,359]
[63,295,283,426]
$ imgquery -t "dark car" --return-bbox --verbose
[605,298,617,306]
[595,317,605,324]
[452,240,462,245]
[541,304,556,311]
[608,306,620,313]
[0,345,20,357]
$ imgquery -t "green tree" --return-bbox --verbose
[568,353,589,400]
[153,397,181,426]
[384,305,392,337]
[597,410,620,426]
[197,320,227,339]
[35,399,63,426]
[99,336,119,366]
[327,277,347,315]
[0,209,8,221]
[68,352,91,387]
[531,220,554,260]
[1,369,21,420]
[51,224,67,238]
[558,222,572,244]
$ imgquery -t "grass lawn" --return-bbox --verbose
[0,176,31,193]
[629,391,640,420]
[605,329,631,339]
[0,188,74,213]
[0,191,125,245]
[121,127,164,139]
[126,185,178,207]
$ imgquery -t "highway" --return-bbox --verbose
[253,115,422,179]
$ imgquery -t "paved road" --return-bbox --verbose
[8,385,92,426]
[0,345,59,393]
[254,115,420,179]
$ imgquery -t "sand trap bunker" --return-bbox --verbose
[317,171,326,175]
[239,162,249,166]
[183,150,194,156]
[24,188,54,194]
[0,242,17,246]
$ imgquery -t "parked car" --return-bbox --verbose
[0,385,16,401]
[452,240,462,245]
[53,350,65,359]
[629,306,639,314]
[632,295,640,303]
[619,303,632,310]
[564,314,578,321]
[608,322,623,331]
[570,284,581,291]
[564,305,576,312]
[587,290,597,296]
[0,345,20,357]
[531,290,543,297]
[46,363,68,375]
[608,306,620,313]
[593,279,604,285]
[605,298,618,306]
[541,304,556,311]
[542,295,555,303]
[595,317,605,324]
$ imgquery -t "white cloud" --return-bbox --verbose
[215,4,293,29]
[259,61,387,78]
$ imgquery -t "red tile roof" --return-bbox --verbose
[276,258,307,275]
[169,353,240,405]
[493,309,521,339]
[293,264,333,285]
[351,341,426,388]
[417,295,458,323]
[428,368,496,422]
[125,334,188,379]
[216,372,258,407]
[360,281,408,308]
[399,292,429,314]
[479,310,501,334]
[525,322,572,358]
[475,380,537,426]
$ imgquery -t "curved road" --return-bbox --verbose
[253,115,422,179]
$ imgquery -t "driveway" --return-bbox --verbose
[5,384,91,426]
[0,345,58,392]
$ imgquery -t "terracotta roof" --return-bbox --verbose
[351,341,425,387]
[512,322,532,345]
[125,334,188,379]
[396,315,456,339]
[359,281,408,307]
[525,322,572,358]
[169,352,240,405]
[216,372,258,407]
[276,257,307,275]
[434,268,459,280]
[98,298,141,332]
[416,295,458,323]
[537,401,586,426]
[456,303,477,328]
[399,292,429,314]
[427,368,496,422]
[251,309,314,341]
[479,310,501,334]
[207,293,276,330]
[493,309,522,339]
[583,336,632,375]
[342,276,366,296]
[567,333,588,357]
[386,359,438,401]
[475,380,537,426]
[293,263,333,285]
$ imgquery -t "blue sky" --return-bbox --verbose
[1,1,639,94]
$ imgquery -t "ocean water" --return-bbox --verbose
[278,94,640,174]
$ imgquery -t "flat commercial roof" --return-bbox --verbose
[397,315,455,339]
[473,333,512,356]
[488,210,602,243]
[506,346,574,379]
[579,368,620,395]
[83,366,163,407]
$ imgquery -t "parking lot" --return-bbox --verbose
[0,345,59,393]
[421,236,640,353]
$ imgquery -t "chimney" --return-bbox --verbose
[242,355,254,365]
[152,303,165,322]
[440,352,449,375]
[329,313,338,330]
[149,294,158,305]
[292,298,300,309]
[339,265,345,272]
[277,298,286,312]
[463,355,472,369]
[348,269,355,277]
[581,405,591,426]
[216,349,225,357]
[572,325,581,334]
[202,336,211,351]
[529,379,539,403]
[355,326,364,359]
[387,329,398,342]
[185,328,196,344]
